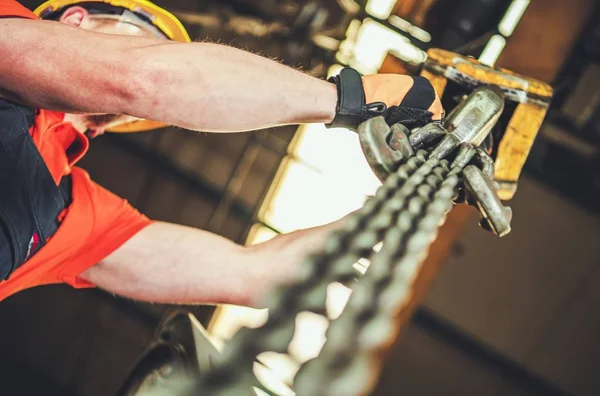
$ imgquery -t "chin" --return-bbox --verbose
[86,114,124,129]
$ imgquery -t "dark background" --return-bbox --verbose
[2,0,600,395]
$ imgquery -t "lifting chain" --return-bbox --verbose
[194,86,512,395]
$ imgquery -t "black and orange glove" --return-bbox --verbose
[326,67,444,131]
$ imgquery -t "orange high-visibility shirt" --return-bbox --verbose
[0,0,32,18]
[0,1,152,301]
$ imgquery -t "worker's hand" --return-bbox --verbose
[363,73,444,128]
[326,67,444,131]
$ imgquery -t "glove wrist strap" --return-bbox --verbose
[326,67,386,130]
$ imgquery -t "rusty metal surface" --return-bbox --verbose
[358,119,414,181]
[463,166,512,237]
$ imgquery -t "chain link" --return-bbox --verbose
[194,146,467,395]
[190,86,510,395]
[295,158,459,396]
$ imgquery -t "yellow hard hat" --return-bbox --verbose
[34,0,191,133]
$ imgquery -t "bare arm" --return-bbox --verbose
[79,218,347,307]
[0,18,336,132]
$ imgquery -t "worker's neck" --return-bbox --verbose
[63,113,107,137]
[63,113,90,134]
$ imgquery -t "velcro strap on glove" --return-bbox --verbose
[385,106,435,131]
[386,75,437,129]
[326,68,387,130]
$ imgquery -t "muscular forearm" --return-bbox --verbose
[81,218,347,307]
[0,19,148,113]
[129,42,337,132]
[0,19,336,132]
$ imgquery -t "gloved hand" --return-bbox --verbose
[326,67,444,131]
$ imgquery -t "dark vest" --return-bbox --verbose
[0,99,72,281]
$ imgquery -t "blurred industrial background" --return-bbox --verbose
[2,0,600,395]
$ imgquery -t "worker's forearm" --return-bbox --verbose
[0,19,149,113]
[128,42,337,132]
[0,19,336,132]
[81,217,347,308]
[84,222,257,307]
